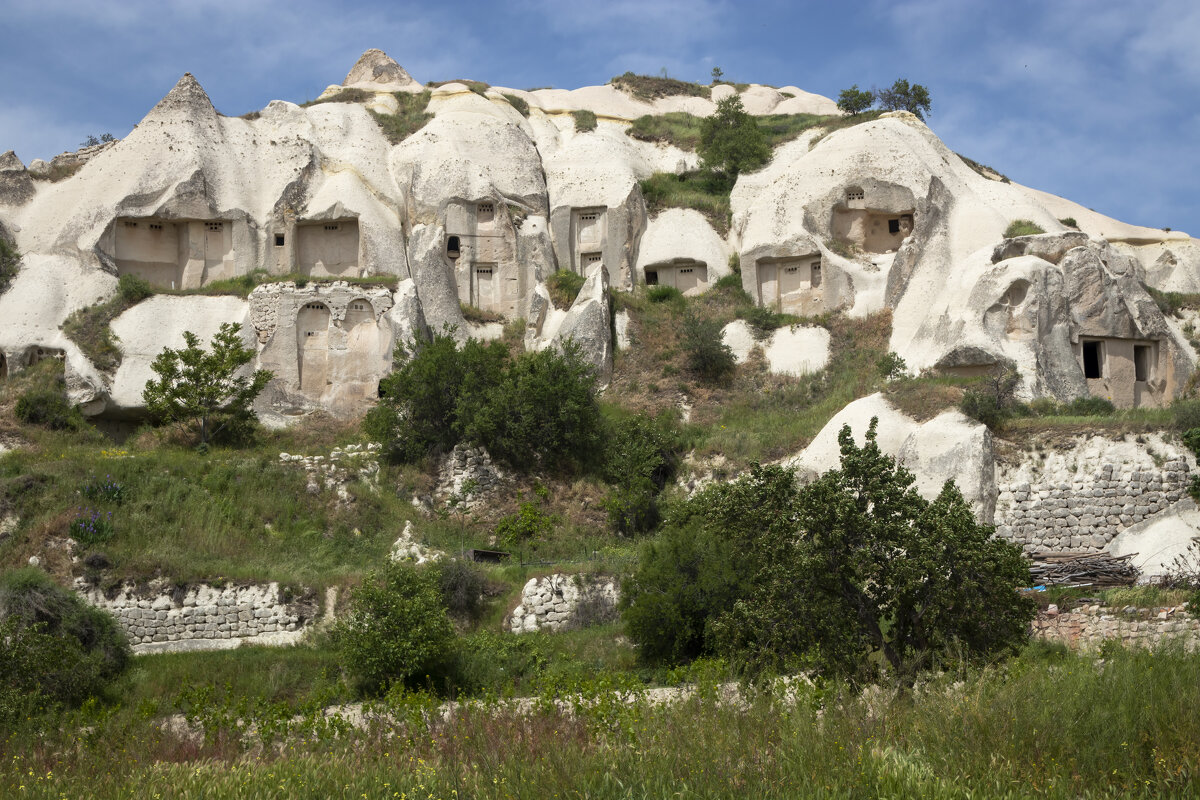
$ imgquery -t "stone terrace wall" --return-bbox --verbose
[77,580,318,654]
[508,574,619,633]
[1034,603,1199,651]
[994,434,1193,554]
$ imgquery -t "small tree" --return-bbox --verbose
[836,84,875,115]
[334,561,455,694]
[698,95,770,183]
[710,66,724,84]
[681,310,736,384]
[0,236,18,295]
[142,322,272,445]
[876,79,932,120]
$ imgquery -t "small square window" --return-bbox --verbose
[888,219,901,234]
[274,234,285,247]
[324,224,339,231]
[124,221,138,228]
[148,223,163,231]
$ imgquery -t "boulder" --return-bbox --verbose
[342,49,420,92]
[549,263,612,385]
[1108,499,1200,582]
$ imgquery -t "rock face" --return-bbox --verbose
[1,50,1196,423]
[993,433,1193,554]
[544,263,613,385]
[785,394,996,522]
[507,573,620,633]
[1106,499,1200,580]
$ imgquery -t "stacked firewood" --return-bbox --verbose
[1027,552,1139,587]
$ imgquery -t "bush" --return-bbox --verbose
[369,90,433,144]
[601,411,684,534]
[437,559,491,621]
[1004,219,1045,238]
[15,383,84,431]
[495,493,556,547]
[1059,217,1078,228]
[959,367,1020,429]
[713,273,744,293]
[627,112,704,150]
[639,171,733,234]
[836,84,875,115]
[0,236,19,295]
[681,311,736,384]
[117,273,153,303]
[502,94,530,117]
[1172,397,1200,432]
[462,342,602,472]
[610,72,710,102]
[548,269,586,309]
[738,304,791,339]
[0,569,131,709]
[647,285,683,304]
[334,562,455,694]
[571,109,597,132]
[1064,396,1115,416]
[877,351,910,380]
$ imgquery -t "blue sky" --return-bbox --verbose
[2,0,1196,233]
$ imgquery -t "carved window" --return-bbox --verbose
[846,188,864,201]
[645,270,659,285]
[1134,345,1151,382]
[350,302,367,311]
[304,303,325,311]
[206,222,223,232]
[123,221,138,228]
[679,268,694,274]
[811,262,822,288]
[583,252,602,265]
[148,223,163,231]
[446,235,461,259]
[324,224,339,231]
[275,234,285,246]
[888,218,901,234]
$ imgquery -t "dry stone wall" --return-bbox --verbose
[994,434,1193,554]
[77,580,318,654]
[1034,603,1199,651]
[508,574,620,633]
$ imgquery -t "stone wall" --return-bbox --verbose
[78,579,318,654]
[508,573,619,633]
[279,442,380,503]
[994,434,1193,554]
[434,444,505,510]
[1034,603,1199,651]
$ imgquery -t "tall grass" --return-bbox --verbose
[640,171,732,234]
[5,644,1200,798]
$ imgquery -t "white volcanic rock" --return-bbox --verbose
[547,263,612,385]
[722,320,758,363]
[108,295,251,413]
[762,326,831,376]
[636,209,730,292]
[1108,499,1200,582]
[783,394,995,522]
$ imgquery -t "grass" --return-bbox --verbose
[885,374,981,421]
[1005,219,1046,238]
[459,303,503,324]
[998,407,1173,436]
[640,171,732,235]
[547,269,585,309]
[502,93,529,117]
[571,109,597,132]
[956,152,1012,183]
[157,269,400,299]
[301,87,374,107]
[610,72,711,101]
[8,644,1200,797]
[369,90,433,144]
[0,236,18,295]
[627,112,704,150]
[60,277,154,374]
[426,79,489,95]
[1144,284,1200,317]
[1059,217,1079,228]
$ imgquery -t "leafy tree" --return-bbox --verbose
[0,569,131,713]
[836,84,875,115]
[462,340,602,472]
[334,562,455,694]
[623,421,1035,682]
[698,95,770,182]
[681,310,736,384]
[365,332,508,463]
[876,79,932,120]
[142,322,272,446]
[600,410,684,534]
[710,66,724,83]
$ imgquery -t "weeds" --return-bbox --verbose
[368,90,433,144]
[640,171,732,235]
[610,72,710,101]
[571,109,597,132]
[1005,219,1046,238]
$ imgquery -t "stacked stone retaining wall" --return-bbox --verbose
[508,574,619,633]
[78,580,318,654]
[1034,603,1199,651]
[994,434,1192,554]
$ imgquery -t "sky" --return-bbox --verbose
[1,0,1197,233]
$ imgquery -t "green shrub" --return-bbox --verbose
[601,411,684,535]
[639,171,732,234]
[0,568,131,709]
[713,273,744,293]
[14,382,84,431]
[1059,217,1079,228]
[958,367,1020,429]
[436,559,491,621]
[462,342,602,472]
[1004,219,1045,238]
[502,94,530,117]
[0,236,19,295]
[737,304,796,339]
[681,311,736,384]
[117,273,154,303]
[1064,396,1115,416]
[547,269,586,308]
[960,389,1003,429]
[647,285,683,304]
[459,303,503,324]
[571,109,597,132]
[876,351,910,380]
[1172,398,1200,432]
[334,561,455,694]
[610,72,710,101]
[495,494,556,547]
[875,78,932,120]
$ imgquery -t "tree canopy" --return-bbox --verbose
[622,419,1034,682]
[698,95,770,182]
[836,84,875,116]
[142,322,272,446]
[876,79,932,120]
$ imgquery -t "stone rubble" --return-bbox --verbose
[435,444,505,511]
[390,520,444,564]
[278,442,381,503]
[508,573,620,633]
